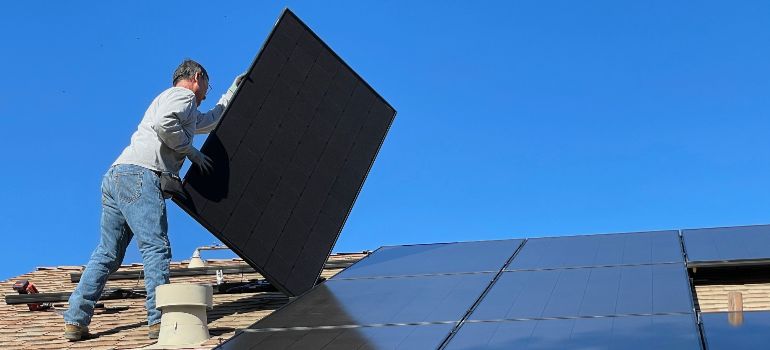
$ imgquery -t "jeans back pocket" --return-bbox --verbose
[115,172,143,204]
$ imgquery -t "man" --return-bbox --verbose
[63,60,244,341]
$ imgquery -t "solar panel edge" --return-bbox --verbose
[334,239,525,279]
[682,223,770,233]
[522,229,680,241]
[373,238,523,250]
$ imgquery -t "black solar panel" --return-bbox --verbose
[250,273,495,329]
[508,230,683,270]
[334,239,523,279]
[218,324,454,350]
[701,311,770,350]
[470,264,693,320]
[444,315,702,349]
[682,224,770,267]
[174,9,396,296]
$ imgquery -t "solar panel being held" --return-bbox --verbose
[174,9,396,296]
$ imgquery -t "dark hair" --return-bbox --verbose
[172,59,208,86]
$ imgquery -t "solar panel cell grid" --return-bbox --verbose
[508,230,683,270]
[470,264,693,321]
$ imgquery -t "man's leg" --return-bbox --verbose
[64,168,133,332]
[121,166,171,328]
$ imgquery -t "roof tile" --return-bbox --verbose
[695,283,770,312]
[0,252,365,349]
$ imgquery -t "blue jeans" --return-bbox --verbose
[64,164,171,327]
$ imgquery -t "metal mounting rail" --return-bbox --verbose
[4,279,306,305]
[69,261,357,283]
[5,288,147,305]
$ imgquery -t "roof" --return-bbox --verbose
[695,283,770,312]
[0,253,365,350]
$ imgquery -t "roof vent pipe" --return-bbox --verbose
[188,249,207,268]
[152,283,213,348]
[187,244,231,268]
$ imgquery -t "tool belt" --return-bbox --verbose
[157,172,186,200]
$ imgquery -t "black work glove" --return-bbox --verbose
[187,147,213,175]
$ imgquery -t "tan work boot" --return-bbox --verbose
[64,324,89,341]
[148,323,161,339]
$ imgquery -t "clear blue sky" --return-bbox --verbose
[1,1,768,280]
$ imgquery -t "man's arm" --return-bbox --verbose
[194,73,246,134]
[153,89,213,173]
[154,90,197,155]
[193,89,233,134]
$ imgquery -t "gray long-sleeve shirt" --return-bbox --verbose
[113,86,234,175]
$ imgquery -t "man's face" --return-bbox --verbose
[193,73,209,106]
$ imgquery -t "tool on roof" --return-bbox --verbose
[12,280,51,311]
[5,287,147,305]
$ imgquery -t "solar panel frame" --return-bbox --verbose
[682,224,770,267]
[173,8,396,296]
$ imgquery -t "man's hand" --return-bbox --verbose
[228,73,247,94]
[187,148,213,175]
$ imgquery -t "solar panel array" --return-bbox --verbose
[174,9,396,296]
[215,239,524,349]
[218,228,751,349]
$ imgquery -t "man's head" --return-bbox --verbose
[172,59,209,106]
